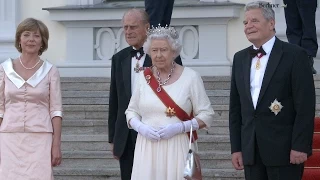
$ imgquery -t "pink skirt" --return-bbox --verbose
[0,132,54,180]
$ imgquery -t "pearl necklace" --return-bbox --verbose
[155,62,175,92]
[19,56,41,70]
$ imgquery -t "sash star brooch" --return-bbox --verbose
[166,107,176,117]
[269,99,283,116]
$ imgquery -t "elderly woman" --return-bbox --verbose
[125,26,214,180]
[0,18,62,179]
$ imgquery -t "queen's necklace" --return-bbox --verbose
[155,62,175,92]
[19,56,41,70]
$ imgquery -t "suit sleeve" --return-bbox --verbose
[291,49,315,155]
[229,53,242,154]
[174,55,183,66]
[108,55,118,143]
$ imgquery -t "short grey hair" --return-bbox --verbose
[122,8,149,25]
[143,28,182,59]
[245,1,275,21]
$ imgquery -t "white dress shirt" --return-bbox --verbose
[131,49,146,92]
[250,36,276,109]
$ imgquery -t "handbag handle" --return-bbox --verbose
[188,126,198,152]
[188,125,193,149]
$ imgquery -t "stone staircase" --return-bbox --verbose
[53,75,320,180]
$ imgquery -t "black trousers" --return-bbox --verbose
[283,0,318,57]
[119,131,135,180]
[145,0,175,27]
[244,140,304,180]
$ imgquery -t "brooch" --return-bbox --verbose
[269,99,283,116]
[145,75,151,84]
[166,107,176,117]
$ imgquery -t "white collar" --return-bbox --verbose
[253,36,276,55]
[1,58,53,88]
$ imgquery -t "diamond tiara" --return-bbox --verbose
[147,24,179,39]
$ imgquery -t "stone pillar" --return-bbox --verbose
[0,0,19,61]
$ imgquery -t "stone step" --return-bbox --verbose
[63,111,107,120]
[60,151,118,168]
[61,119,231,135]
[61,95,320,107]
[62,120,108,135]
[61,82,109,91]
[61,88,320,97]
[62,103,320,112]
[53,167,244,180]
[62,105,229,120]
[60,150,233,169]
[59,76,320,92]
[61,135,231,152]
[61,77,109,83]
[62,111,227,122]
[62,91,108,98]
[62,97,108,105]
[61,135,110,151]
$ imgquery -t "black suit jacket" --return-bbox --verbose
[229,37,315,166]
[108,46,182,157]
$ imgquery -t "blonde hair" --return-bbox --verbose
[15,18,49,55]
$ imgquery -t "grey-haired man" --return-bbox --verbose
[229,1,315,179]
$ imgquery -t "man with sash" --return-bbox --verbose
[108,9,182,180]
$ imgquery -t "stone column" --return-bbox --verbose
[0,0,19,61]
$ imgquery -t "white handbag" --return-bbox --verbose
[183,126,202,180]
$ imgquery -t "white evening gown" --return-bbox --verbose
[126,67,214,180]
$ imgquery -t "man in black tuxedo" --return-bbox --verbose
[108,9,182,180]
[229,1,315,180]
[145,0,175,27]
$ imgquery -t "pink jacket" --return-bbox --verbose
[0,59,63,133]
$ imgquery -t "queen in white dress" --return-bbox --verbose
[125,26,215,180]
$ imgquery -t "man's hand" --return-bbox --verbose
[110,143,119,160]
[231,152,244,170]
[290,150,307,164]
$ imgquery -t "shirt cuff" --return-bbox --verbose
[0,113,3,118]
[51,111,63,119]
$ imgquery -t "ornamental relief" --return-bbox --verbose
[93,26,199,60]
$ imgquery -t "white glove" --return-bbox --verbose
[129,117,161,141]
[158,118,199,140]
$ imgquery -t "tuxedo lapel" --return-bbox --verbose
[143,55,152,67]
[122,53,132,97]
[257,38,283,106]
[243,48,254,108]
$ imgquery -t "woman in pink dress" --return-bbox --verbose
[0,18,62,180]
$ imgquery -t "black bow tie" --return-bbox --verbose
[131,47,144,58]
[249,46,266,58]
